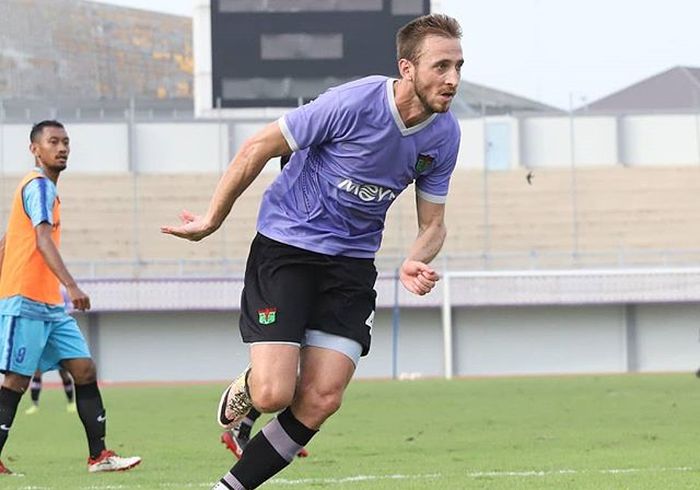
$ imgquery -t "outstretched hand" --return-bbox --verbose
[160,210,215,242]
[399,260,440,296]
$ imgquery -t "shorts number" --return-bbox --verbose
[15,347,26,364]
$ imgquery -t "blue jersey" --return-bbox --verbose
[257,76,461,258]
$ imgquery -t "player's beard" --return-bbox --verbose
[48,160,67,173]
[414,76,451,115]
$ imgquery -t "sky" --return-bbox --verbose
[90,0,700,109]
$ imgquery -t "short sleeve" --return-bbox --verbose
[22,177,57,227]
[278,89,354,152]
[415,126,461,204]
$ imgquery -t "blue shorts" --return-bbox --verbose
[0,313,91,376]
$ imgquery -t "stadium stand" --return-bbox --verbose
[2,166,700,276]
[0,0,192,103]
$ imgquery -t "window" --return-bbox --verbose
[391,0,425,15]
[222,77,348,100]
[219,0,382,13]
[261,33,343,60]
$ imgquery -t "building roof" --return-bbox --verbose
[582,66,700,113]
[450,80,562,117]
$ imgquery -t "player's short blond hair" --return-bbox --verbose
[396,14,462,63]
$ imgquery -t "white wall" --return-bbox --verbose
[521,117,571,168]
[453,305,627,376]
[95,311,247,382]
[0,124,33,172]
[621,114,700,166]
[457,118,484,169]
[193,0,213,118]
[3,113,699,173]
[85,308,443,382]
[353,308,444,379]
[521,116,618,168]
[570,116,618,166]
[67,123,129,173]
[134,123,229,173]
[634,304,700,371]
[0,123,129,173]
[73,301,700,382]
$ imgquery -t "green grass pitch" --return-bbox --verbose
[3,373,700,489]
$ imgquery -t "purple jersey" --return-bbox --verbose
[257,76,460,258]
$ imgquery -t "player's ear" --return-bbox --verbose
[398,58,414,82]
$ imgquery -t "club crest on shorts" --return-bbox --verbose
[415,154,434,174]
[257,307,277,325]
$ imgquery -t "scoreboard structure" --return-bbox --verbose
[194,0,430,117]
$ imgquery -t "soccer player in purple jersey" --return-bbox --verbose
[162,14,463,490]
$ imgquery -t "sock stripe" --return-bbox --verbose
[222,471,246,490]
[261,418,303,463]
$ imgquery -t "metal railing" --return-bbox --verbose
[65,248,700,279]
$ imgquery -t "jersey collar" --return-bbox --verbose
[385,78,438,136]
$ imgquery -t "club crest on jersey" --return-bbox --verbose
[415,154,435,174]
[257,307,277,325]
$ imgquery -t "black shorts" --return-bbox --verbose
[239,233,377,356]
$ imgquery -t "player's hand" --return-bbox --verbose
[67,284,91,311]
[399,260,440,296]
[160,210,216,242]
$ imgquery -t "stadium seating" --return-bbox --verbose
[2,166,700,275]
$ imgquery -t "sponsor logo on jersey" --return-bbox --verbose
[337,179,396,203]
[258,307,278,325]
[415,154,435,174]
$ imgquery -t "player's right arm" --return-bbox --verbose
[35,224,90,311]
[161,121,291,241]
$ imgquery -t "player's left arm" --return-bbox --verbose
[399,197,446,296]
[35,224,90,311]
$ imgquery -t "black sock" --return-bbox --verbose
[29,375,41,405]
[63,378,74,403]
[222,407,317,489]
[238,407,261,439]
[0,387,23,456]
[246,407,261,422]
[75,382,106,458]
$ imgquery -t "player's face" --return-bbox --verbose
[31,127,70,172]
[412,35,463,114]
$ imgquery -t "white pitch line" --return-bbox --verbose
[16,468,697,490]
[269,473,441,485]
[467,467,694,478]
[37,473,443,490]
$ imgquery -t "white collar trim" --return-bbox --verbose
[385,78,438,136]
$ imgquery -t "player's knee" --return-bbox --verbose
[2,373,30,394]
[305,389,343,419]
[67,360,97,384]
[251,381,294,413]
